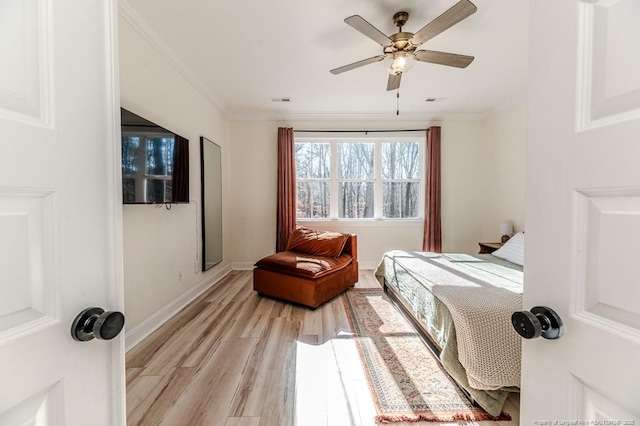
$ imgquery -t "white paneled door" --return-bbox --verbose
[523,0,640,422]
[0,0,125,424]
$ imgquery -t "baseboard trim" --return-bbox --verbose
[231,262,255,271]
[125,264,232,352]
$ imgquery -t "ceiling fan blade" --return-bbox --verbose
[387,73,401,91]
[344,15,394,47]
[409,0,477,47]
[330,55,386,75]
[414,50,474,68]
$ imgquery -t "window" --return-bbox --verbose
[295,137,423,219]
[381,141,420,218]
[295,142,330,218]
[338,142,374,218]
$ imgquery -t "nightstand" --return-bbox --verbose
[478,242,503,254]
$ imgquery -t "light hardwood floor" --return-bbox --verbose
[126,270,520,426]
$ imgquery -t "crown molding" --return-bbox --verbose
[118,0,229,117]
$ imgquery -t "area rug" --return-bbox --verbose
[342,288,510,423]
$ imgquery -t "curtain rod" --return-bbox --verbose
[294,129,429,134]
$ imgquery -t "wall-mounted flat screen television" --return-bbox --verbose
[121,108,189,204]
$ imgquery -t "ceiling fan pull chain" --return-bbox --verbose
[397,88,400,115]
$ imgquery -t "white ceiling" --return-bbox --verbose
[122,0,529,121]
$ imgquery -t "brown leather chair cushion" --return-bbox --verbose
[255,251,353,279]
[285,227,349,257]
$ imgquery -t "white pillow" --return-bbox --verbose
[491,232,525,266]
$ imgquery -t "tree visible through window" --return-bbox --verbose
[382,141,420,218]
[338,142,374,218]
[295,142,330,218]
[295,138,422,219]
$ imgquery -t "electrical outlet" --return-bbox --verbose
[178,270,183,282]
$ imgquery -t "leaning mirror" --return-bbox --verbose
[200,137,223,270]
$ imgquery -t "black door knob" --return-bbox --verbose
[511,306,563,340]
[71,307,125,342]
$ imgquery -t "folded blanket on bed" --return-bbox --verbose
[384,251,523,390]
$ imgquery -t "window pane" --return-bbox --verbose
[338,182,374,218]
[382,142,420,179]
[122,136,140,174]
[122,178,136,203]
[146,137,175,176]
[383,182,419,218]
[297,181,330,218]
[146,179,172,203]
[338,143,374,179]
[295,142,331,179]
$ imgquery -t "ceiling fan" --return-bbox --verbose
[330,0,477,91]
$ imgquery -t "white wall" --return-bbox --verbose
[119,19,231,333]
[229,119,487,268]
[480,100,527,241]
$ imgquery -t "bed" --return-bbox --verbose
[374,234,524,417]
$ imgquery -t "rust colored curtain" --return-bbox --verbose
[423,127,442,252]
[276,127,296,252]
[171,135,189,203]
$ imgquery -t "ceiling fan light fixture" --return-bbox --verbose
[333,2,478,91]
[382,52,415,75]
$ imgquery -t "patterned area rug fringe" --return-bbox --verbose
[375,411,508,423]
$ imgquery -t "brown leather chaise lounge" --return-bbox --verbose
[253,227,358,309]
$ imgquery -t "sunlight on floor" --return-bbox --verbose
[294,335,377,426]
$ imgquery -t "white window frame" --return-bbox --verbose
[295,134,425,221]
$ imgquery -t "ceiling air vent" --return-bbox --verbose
[271,97,291,102]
